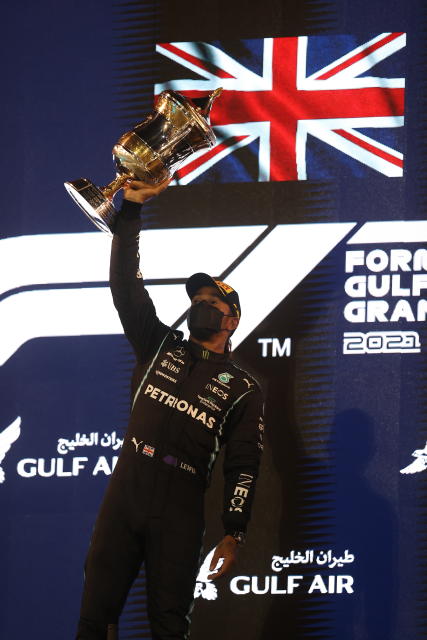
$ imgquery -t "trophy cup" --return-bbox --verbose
[64,87,222,234]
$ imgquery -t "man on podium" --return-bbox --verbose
[76,179,265,639]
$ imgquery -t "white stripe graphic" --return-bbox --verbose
[0,226,265,298]
[177,223,357,344]
[0,284,186,367]
[0,224,354,366]
[0,232,110,297]
[348,221,427,244]
[3,221,424,367]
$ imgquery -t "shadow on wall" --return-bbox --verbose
[330,409,398,640]
[261,407,398,640]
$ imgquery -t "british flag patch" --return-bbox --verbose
[143,444,155,457]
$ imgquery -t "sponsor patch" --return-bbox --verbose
[215,280,234,295]
[180,461,196,475]
[161,359,180,373]
[155,370,177,384]
[144,384,216,428]
[218,372,234,384]
[131,437,143,453]
[166,350,185,364]
[197,394,221,412]
[205,383,228,400]
[229,473,254,513]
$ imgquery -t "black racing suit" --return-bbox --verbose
[76,200,265,640]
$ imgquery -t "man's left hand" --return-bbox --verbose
[123,177,171,204]
[208,535,238,580]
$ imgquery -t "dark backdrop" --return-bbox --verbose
[1,1,426,638]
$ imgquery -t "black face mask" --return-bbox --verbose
[187,301,226,341]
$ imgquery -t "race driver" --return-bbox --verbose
[76,179,265,640]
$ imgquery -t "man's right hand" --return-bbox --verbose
[123,177,172,204]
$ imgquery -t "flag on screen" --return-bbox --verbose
[155,34,405,183]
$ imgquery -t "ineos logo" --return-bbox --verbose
[229,473,253,513]
[205,383,228,400]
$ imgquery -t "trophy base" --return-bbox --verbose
[64,178,117,235]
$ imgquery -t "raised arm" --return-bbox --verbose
[109,180,170,362]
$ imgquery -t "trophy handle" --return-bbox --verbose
[192,87,223,118]
[102,174,132,200]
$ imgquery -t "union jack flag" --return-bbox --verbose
[143,444,155,457]
[155,34,405,183]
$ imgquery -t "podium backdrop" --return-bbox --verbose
[1,1,426,638]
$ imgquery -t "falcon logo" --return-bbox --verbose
[194,546,222,601]
[0,417,21,484]
[400,442,427,475]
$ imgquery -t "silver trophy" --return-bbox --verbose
[64,88,222,234]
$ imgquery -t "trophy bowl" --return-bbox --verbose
[65,88,222,235]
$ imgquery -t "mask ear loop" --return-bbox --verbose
[225,308,239,352]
